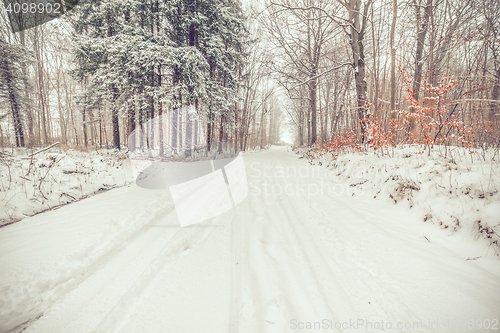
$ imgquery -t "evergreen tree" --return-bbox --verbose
[0,38,33,147]
[163,0,247,148]
[70,0,247,149]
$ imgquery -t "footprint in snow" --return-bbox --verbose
[180,241,191,255]
[263,296,284,327]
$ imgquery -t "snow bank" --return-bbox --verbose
[0,147,134,227]
[297,145,500,254]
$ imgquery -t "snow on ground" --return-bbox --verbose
[0,185,174,332]
[0,147,133,226]
[299,145,500,254]
[0,146,499,333]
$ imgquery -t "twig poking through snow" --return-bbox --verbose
[29,142,60,157]
[61,192,77,201]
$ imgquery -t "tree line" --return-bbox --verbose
[0,0,284,152]
[1,0,498,152]
[262,0,499,149]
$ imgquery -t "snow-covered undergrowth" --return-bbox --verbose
[0,147,133,227]
[298,145,500,254]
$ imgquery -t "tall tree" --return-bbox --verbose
[390,0,397,113]
[0,38,33,147]
[410,0,432,132]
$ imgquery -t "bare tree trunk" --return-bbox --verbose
[82,105,87,146]
[219,115,224,152]
[34,26,48,144]
[348,0,371,143]
[0,122,4,147]
[6,70,24,147]
[127,95,135,150]
[56,64,67,144]
[306,99,311,145]
[260,108,267,148]
[19,30,34,146]
[206,61,215,151]
[309,77,317,144]
[390,0,397,114]
[0,39,24,147]
[158,65,164,156]
[370,1,380,117]
[298,110,304,146]
[411,0,432,132]
[107,12,120,149]
[234,102,239,149]
[178,101,183,149]
[491,65,500,123]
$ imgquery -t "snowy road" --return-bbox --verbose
[1,146,499,333]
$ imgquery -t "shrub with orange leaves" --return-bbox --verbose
[365,117,394,150]
[399,74,464,148]
[309,130,363,159]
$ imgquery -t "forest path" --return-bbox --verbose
[2,147,499,333]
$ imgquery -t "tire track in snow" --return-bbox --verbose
[234,149,357,332]
[305,188,500,332]
[24,196,221,333]
[267,150,428,330]
[304,193,424,325]
[285,189,420,329]
[89,220,220,333]
[7,191,173,333]
[229,208,242,333]
[264,160,358,325]
[236,147,429,332]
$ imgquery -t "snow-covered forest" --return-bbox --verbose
[1,0,500,332]
[0,0,285,150]
[1,0,499,150]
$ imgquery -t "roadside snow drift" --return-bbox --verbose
[300,145,500,254]
[0,148,133,226]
